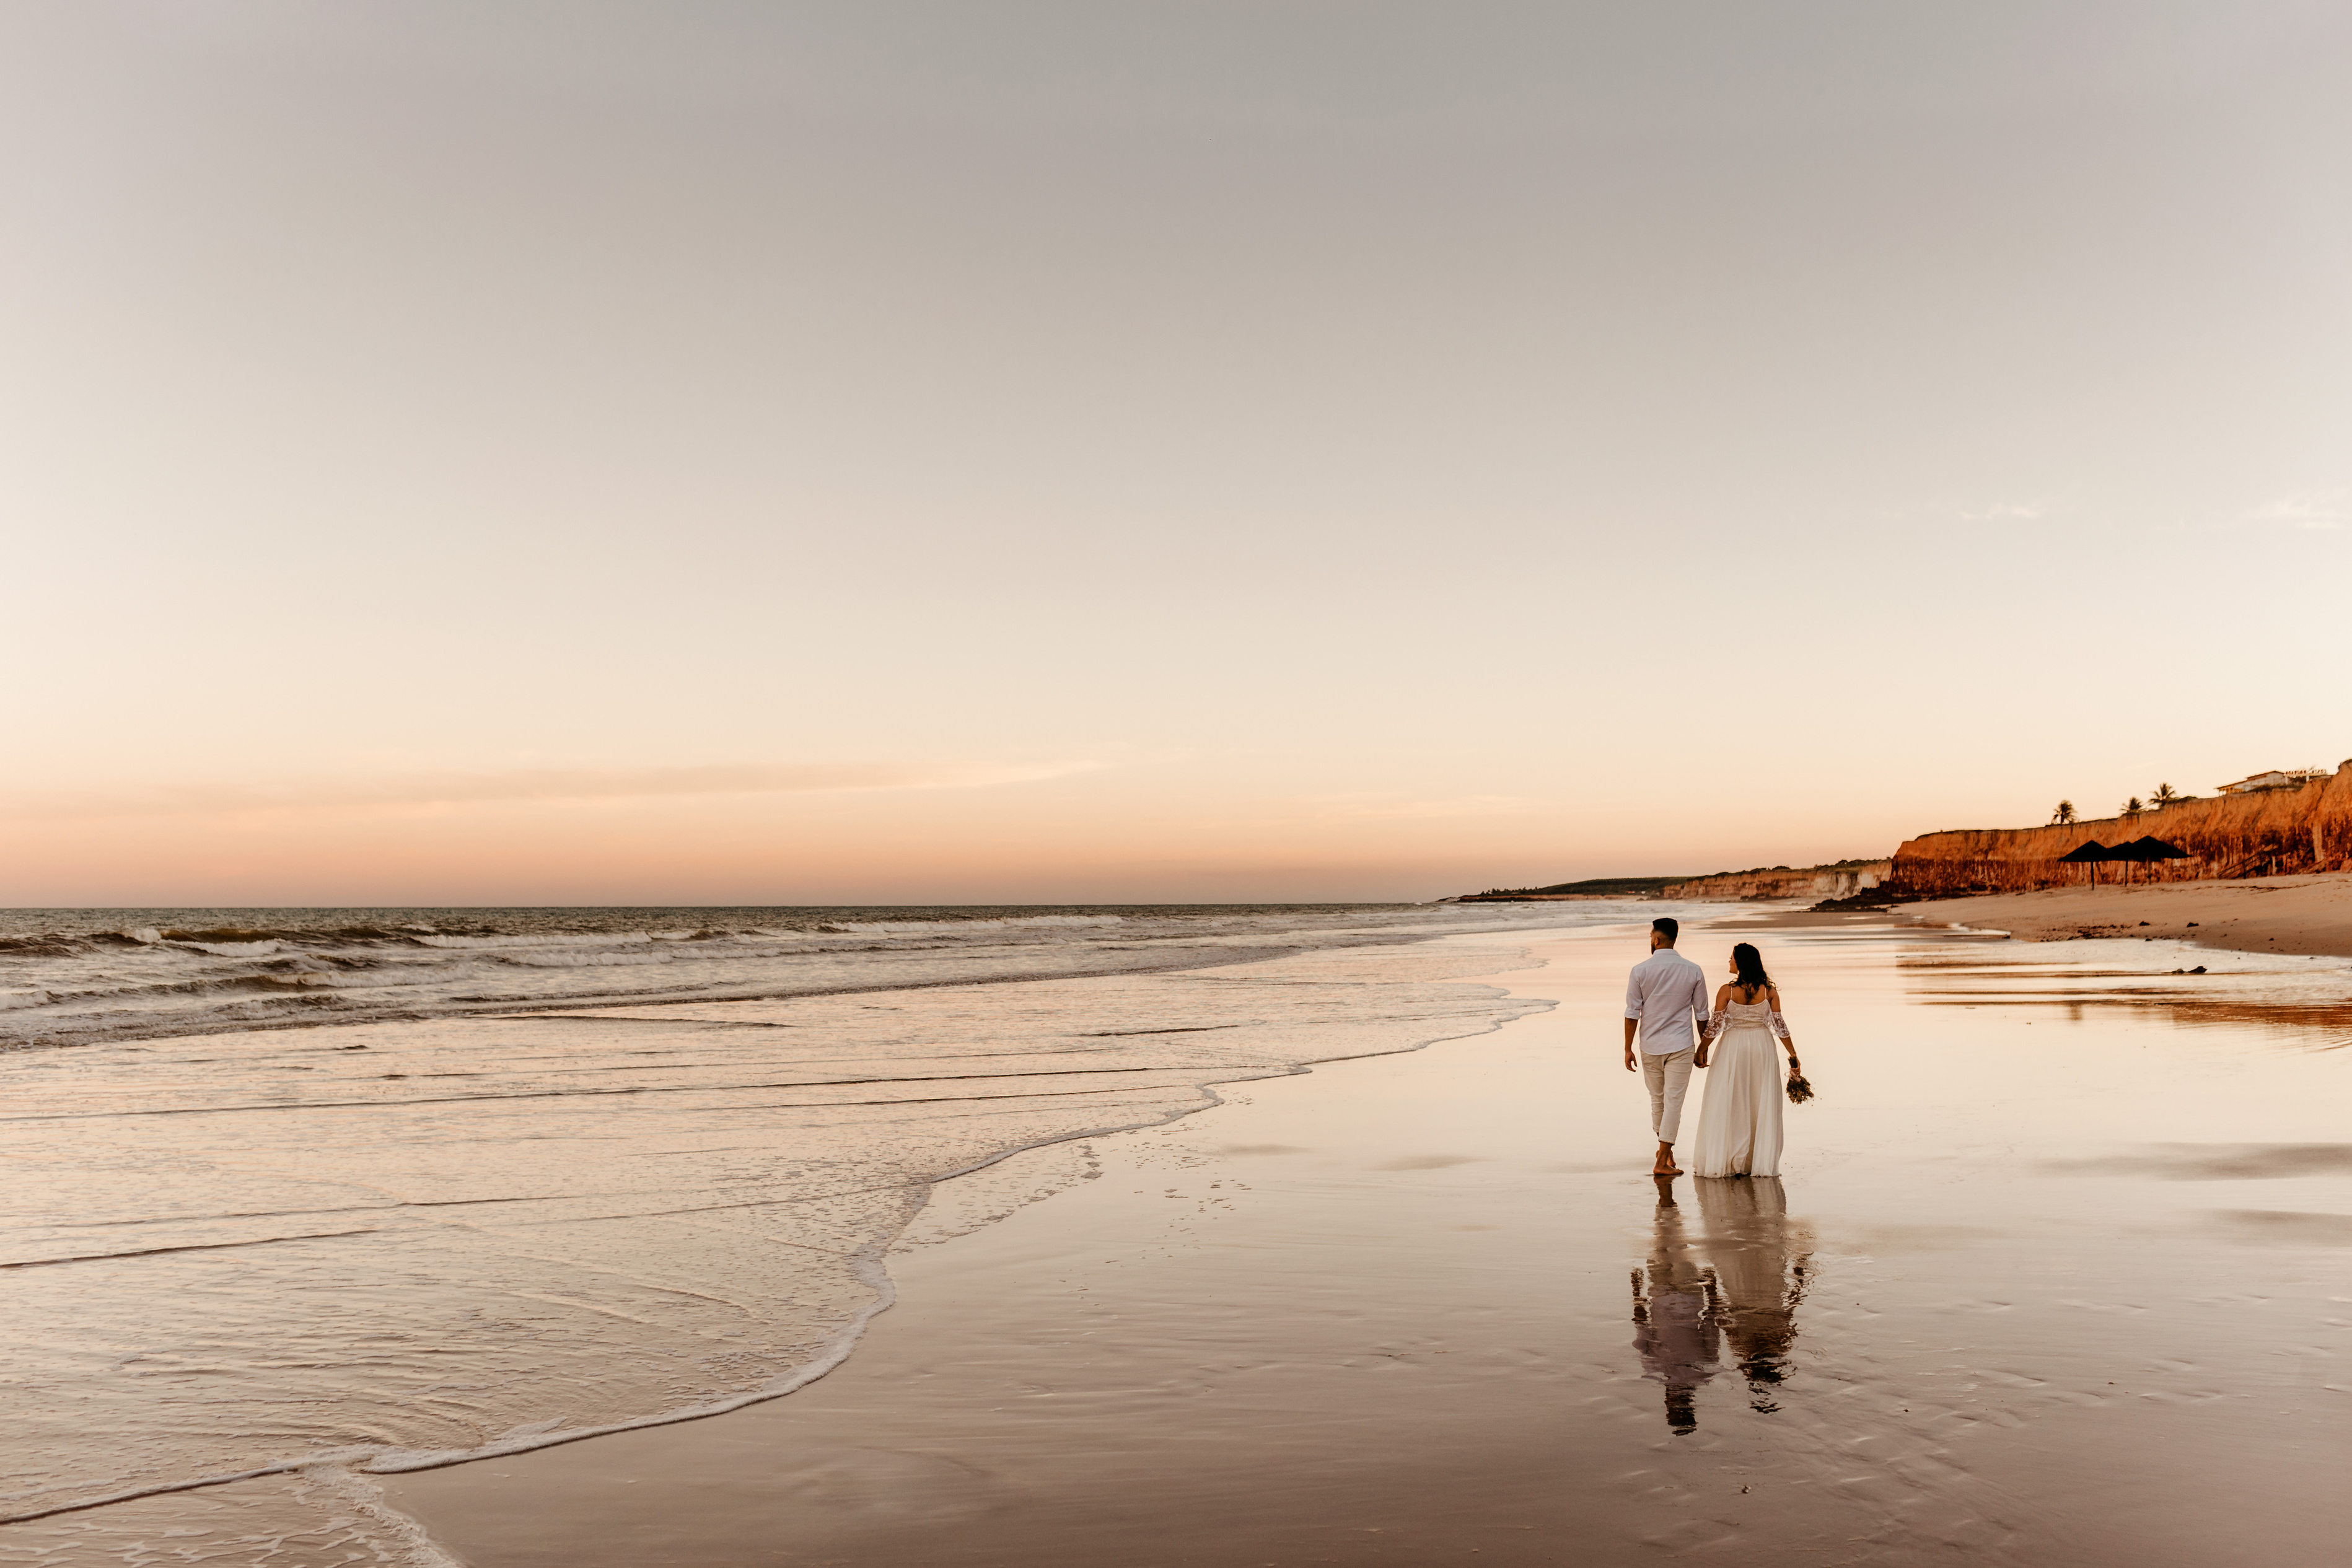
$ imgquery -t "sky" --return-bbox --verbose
[4,1,2349,906]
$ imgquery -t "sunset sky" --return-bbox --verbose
[6,2,2349,906]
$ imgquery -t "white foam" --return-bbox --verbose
[820,914,1127,935]
[410,931,657,949]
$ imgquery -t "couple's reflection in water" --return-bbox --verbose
[1631,1175,1812,1433]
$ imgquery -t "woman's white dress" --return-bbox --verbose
[1690,999,1784,1178]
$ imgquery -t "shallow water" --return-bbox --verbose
[0,906,1631,1544]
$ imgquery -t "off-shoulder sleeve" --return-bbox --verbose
[1768,1011,1791,1040]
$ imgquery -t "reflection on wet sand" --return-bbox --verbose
[1632,1175,1814,1431]
[1698,1176,1815,1414]
[1897,946,2352,1049]
[1631,1176,1716,1432]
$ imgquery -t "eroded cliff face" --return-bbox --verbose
[1664,862,1892,901]
[1890,763,2352,895]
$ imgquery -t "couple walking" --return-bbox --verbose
[1623,918,1802,1178]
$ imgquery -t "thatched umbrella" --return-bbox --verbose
[2058,840,2115,887]
[2116,836,2191,886]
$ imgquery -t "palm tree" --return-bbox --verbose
[2051,800,2076,825]
[2151,782,2179,806]
[2122,795,2144,816]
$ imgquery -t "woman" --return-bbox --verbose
[1690,942,1802,1178]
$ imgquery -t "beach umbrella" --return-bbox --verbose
[2058,840,2115,887]
[2117,836,2190,885]
[2124,836,2190,859]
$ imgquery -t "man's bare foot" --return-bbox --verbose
[1652,1143,1680,1176]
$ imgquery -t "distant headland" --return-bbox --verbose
[1449,860,1889,904]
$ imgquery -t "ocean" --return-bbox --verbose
[0,900,1658,1546]
[6,902,1599,1051]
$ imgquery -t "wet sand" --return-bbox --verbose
[370,918,2351,1566]
[1903,871,2352,958]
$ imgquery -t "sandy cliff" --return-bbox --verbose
[1664,862,1891,902]
[1890,762,2352,896]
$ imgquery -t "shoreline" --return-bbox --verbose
[1892,870,2352,957]
[15,913,2352,1564]
[0,925,1558,1554]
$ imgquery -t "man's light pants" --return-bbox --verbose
[1642,1046,1696,1144]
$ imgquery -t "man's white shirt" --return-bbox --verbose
[1625,948,1713,1054]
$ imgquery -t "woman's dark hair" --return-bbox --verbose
[1731,942,1771,994]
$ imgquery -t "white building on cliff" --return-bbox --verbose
[2217,769,2320,795]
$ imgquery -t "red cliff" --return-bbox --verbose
[1890,762,2352,895]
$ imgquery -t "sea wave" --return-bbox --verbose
[0,903,1651,1053]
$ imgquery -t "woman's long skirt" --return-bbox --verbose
[1690,1023,1784,1178]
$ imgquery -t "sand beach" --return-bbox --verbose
[1902,872,2352,958]
[17,912,2341,1565]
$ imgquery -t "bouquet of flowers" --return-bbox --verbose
[1785,1072,1815,1105]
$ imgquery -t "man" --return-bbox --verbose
[1632,1176,1719,1433]
[1623,916,1712,1176]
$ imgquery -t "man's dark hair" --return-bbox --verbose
[1651,917,1678,943]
